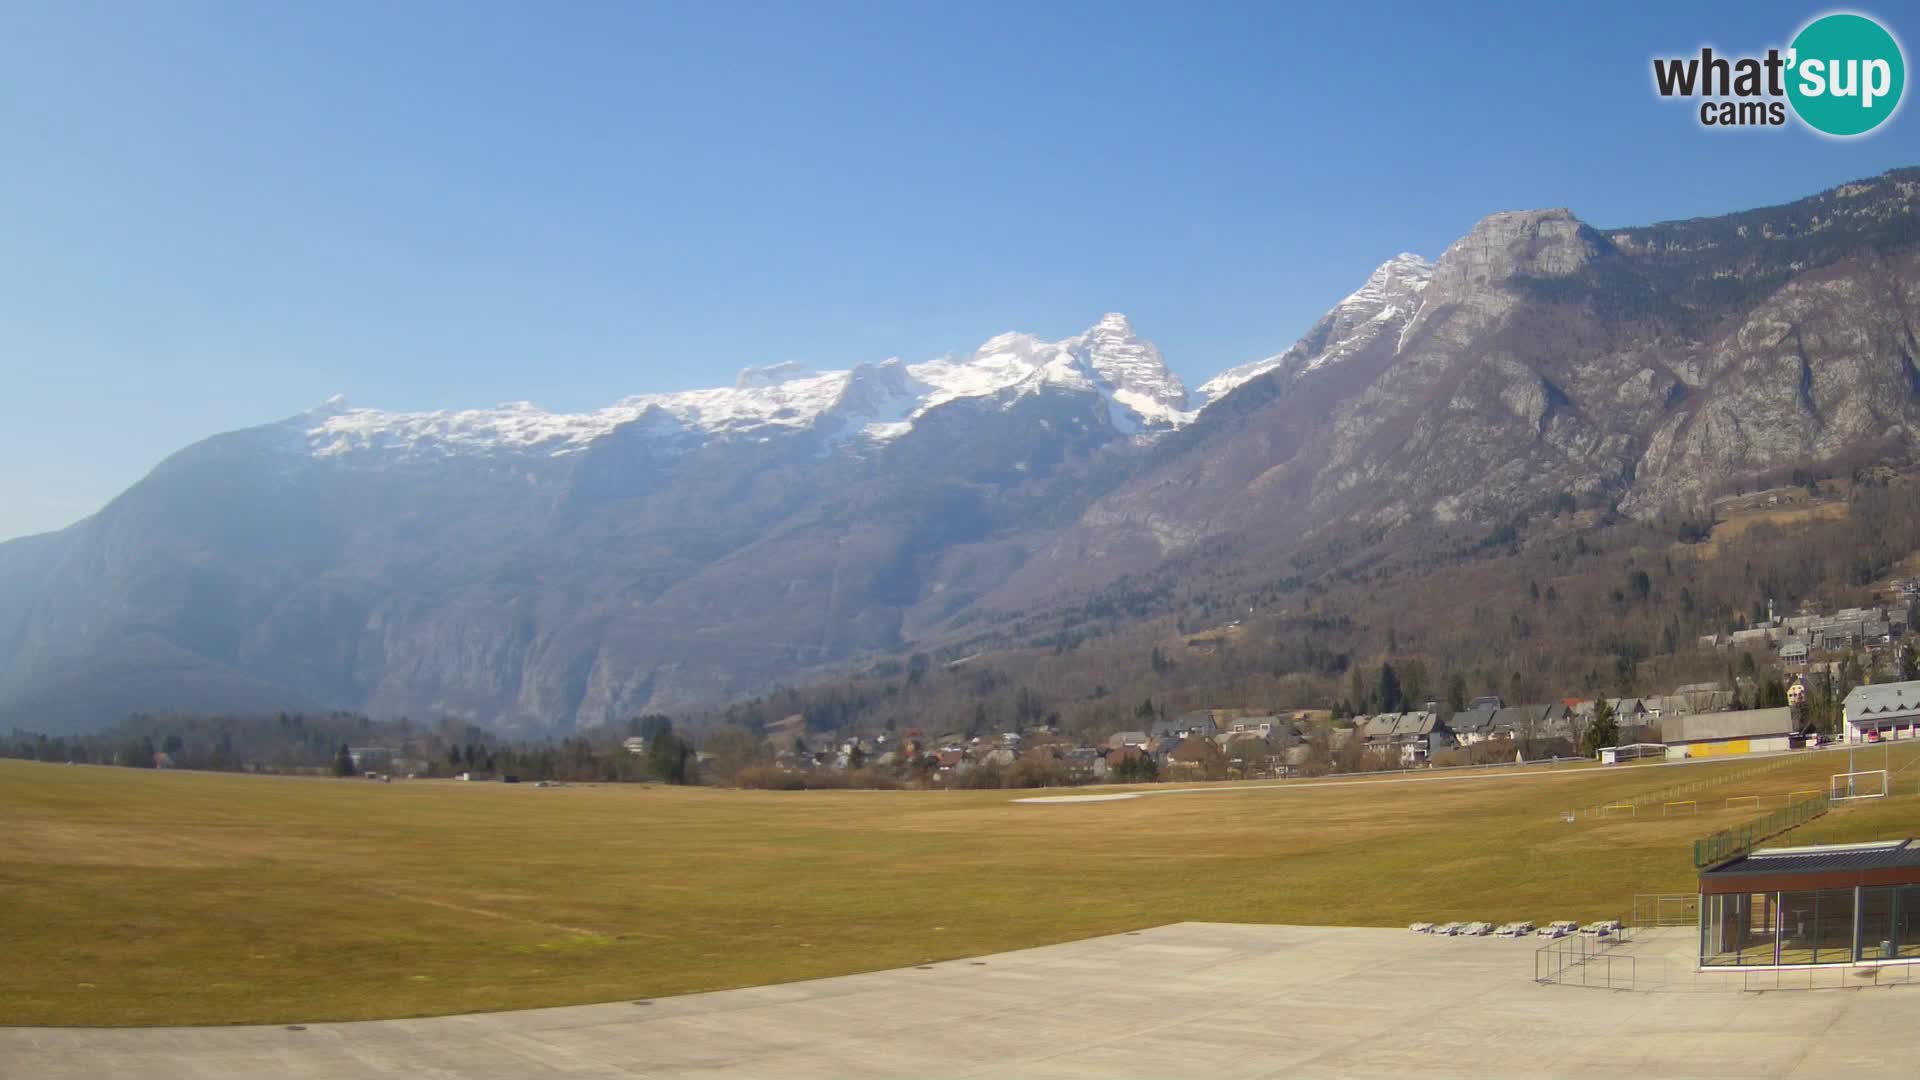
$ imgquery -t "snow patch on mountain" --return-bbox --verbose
[1195,254,1433,404]
[301,259,1438,462]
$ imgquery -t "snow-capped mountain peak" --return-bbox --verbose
[1063,312,1191,429]
[303,315,1194,461]
[300,256,1443,463]
[1195,253,1433,404]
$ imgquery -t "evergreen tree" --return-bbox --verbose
[1445,673,1469,719]
[1400,659,1428,710]
[122,735,157,768]
[1759,678,1788,708]
[1812,670,1840,735]
[333,743,356,777]
[1374,664,1403,713]
[647,731,692,784]
[1583,698,1618,758]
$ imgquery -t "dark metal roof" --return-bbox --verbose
[1701,840,1920,879]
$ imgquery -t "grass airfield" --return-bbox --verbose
[2,744,1915,1026]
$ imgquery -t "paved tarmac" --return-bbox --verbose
[5,923,1918,1078]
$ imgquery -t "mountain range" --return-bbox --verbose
[4,168,1919,734]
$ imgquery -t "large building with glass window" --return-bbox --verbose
[1700,840,1920,968]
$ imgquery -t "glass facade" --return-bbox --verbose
[1701,892,1777,967]
[1898,885,1920,959]
[1778,889,1853,964]
[1860,887,1895,961]
[1701,885,1920,966]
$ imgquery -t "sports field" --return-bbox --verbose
[3,744,1916,1027]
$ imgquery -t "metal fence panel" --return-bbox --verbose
[1692,793,1829,868]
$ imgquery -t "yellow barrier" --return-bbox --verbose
[1688,739,1751,758]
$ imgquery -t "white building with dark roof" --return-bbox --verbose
[1842,680,1920,744]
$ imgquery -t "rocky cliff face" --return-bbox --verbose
[1021,171,1920,590]
[3,169,1918,733]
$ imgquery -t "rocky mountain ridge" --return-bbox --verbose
[3,168,1918,734]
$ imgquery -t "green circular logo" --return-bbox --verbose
[1787,13,1905,136]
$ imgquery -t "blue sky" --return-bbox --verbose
[1,1,1916,540]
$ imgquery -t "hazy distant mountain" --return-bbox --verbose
[4,168,1918,734]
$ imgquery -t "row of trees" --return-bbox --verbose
[3,712,703,786]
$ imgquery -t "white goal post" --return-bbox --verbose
[1724,795,1760,812]
[1600,743,1668,765]
[1662,800,1697,816]
[1831,771,1890,802]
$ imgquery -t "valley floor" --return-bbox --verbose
[1,746,1916,1026]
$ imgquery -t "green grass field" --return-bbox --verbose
[3,745,1917,1026]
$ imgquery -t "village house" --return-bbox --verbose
[1486,704,1574,753]
[1649,683,1736,719]
[1358,712,1402,749]
[1151,712,1217,739]
[1216,731,1278,777]
[1149,735,1185,765]
[1614,698,1652,723]
[1062,747,1107,780]
[1446,705,1500,746]
[1389,711,1445,765]
[1167,736,1229,780]
[1228,715,1285,740]
[933,749,971,781]
[1811,614,1888,652]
